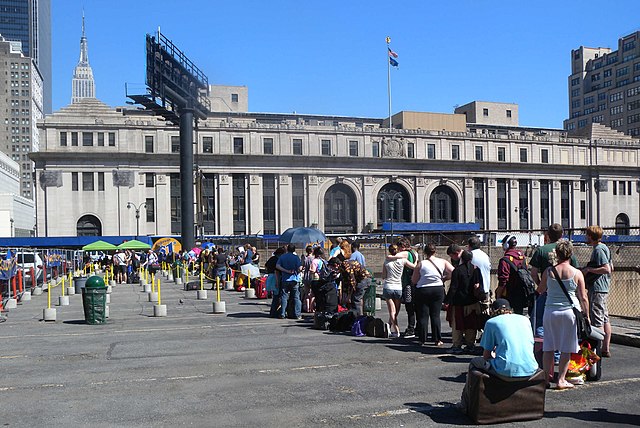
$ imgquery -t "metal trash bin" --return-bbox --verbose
[364,282,377,316]
[74,276,87,294]
[82,275,107,324]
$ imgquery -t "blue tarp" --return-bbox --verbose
[380,222,480,232]
[0,235,153,249]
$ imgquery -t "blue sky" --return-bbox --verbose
[52,1,640,128]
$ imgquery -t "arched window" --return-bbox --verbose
[615,213,630,235]
[324,184,357,234]
[77,215,102,236]
[377,183,411,227]
[429,185,458,223]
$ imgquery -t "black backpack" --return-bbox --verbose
[317,260,335,284]
[502,257,536,302]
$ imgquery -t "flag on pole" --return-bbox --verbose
[388,47,398,58]
[389,57,399,67]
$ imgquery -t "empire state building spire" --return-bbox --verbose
[71,12,95,103]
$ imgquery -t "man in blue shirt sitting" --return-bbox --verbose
[276,244,302,319]
[458,299,539,413]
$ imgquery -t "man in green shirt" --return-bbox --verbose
[582,225,612,357]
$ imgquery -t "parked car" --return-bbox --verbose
[15,252,49,289]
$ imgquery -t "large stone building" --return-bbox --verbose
[564,31,640,137]
[0,151,35,237]
[0,36,44,200]
[32,86,640,237]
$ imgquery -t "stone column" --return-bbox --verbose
[248,174,263,234]
[530,180,541,230]
[487,179,498,229]
[464,178,475,224]
[308,175,320,229]
[217,174,233,235]
[552,180,562,224]
[278,175,293,232]
[509,179,519,229]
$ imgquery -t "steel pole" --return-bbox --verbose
[180,109,195,251]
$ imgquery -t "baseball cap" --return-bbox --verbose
[491,298,512,312]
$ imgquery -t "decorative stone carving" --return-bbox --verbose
[553,181,561,189]
[308,175,318,185]
[390,175,398,182]
[510,179,518,189]
[488,179,496,188]
[416,177,425,186]
[156,175,167,185]
[365,176,375,186]
[112,170,135,188]
[353,177,362,186]
[279,175,289,184]
[219,174,229,184]
[39,171,63,188]
[250,175,259,184]
[336,176,344,184]
[531,180,539,189]
[465,178,474,188]
[572,181,580,190]
[382,138,405,158]
[318,176,326,183]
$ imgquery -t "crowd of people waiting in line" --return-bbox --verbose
[262,223,612,398]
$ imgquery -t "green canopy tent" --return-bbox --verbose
[82,240,117,251]
[117,239,151,250]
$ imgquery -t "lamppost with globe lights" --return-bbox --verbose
[127,201,146,239]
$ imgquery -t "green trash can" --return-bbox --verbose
[363,282,377,316]
[82,275,107,324]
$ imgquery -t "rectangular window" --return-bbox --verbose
[82,132,93,146]
[580,200,586,220]
[629,181,632,195]
[474,179,485,229]
[145,173,155,188]
[82,172,94,191]
[97,133,104,146]
[233,137,244,154]
[71,172,78,191]
[231,93,239,103]
[497,179,507,229]
[263,138,273,155]
[171,136,180,153]
[201,173,215,234]
[506,109,512,118]
[407,142,415,158]
[321,139,331,156]
[170,173,181,234]
[292,175,305,227]
[202,136,213,153]
[571,77,580,86]
[232,174,246,234]
[519,180,529,229]
[475,146,483,161]
[292,138,303,155]
[372,142,380,157]
[561,181,571,229]
[145,136,154,153]
[451,145,460,160]
[349,140,358,156]
[108,132,116,146]
[497,147,506,162]
[263,174,276,234]
[483,108,489,117]
[98,172,104,191]
[541,149,549,163]
[619,181,626,195]
[540,180,550,229]
[71,132,78,146]
[146,198,155,222]
[519,148,527,162]
[426,143,435,159]
[60,131,67,146]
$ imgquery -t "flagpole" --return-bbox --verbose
[386,36,392,130]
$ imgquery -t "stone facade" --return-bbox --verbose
[32,98,640,238]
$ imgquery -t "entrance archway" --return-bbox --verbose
[77,215,102,236]
[429,185,458,223]
[615,213,630,235]
[324,184,357,234]
[377,183,411,227]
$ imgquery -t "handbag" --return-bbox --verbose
[550,266,591,341]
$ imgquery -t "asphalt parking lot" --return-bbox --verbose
[1,275,640,427]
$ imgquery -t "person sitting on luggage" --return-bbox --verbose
[458,299,539,414]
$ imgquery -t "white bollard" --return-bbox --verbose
[168,273,174,281]
[225,280,234,291]
[148,292,158,303]
[139,279,146,286]
[143,283,152,293]
[20,291,32,302]
[213,301,226,314]
[197,289,208,300]
[106,285,112,294]
[175,277,183,285]
[244,288,256,299]
[5,298,18,309]
[32,286,43,296]
[67,286,75,296]
[58,295,70,306]
[109,280,116,286]
[153,304,167,317]
[105,305,110,318]
[375,297,382,311]
[105,294,111,304]
[43,307,56,321]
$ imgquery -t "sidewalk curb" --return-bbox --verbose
[611,333,640,348]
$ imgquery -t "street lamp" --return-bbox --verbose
[127,201,146,239]
[379,192,403,244]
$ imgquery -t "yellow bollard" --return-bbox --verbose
[110,265,114,278]
[47,281,52,309]
[216,277,220,302]
[157,279,162,305]
[151,273,155,293]
[61,277,65,297]
[247,271,251,289]
[185,267,189,283]
[200,269,204,291]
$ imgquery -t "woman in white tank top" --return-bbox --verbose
[382,244,416,337]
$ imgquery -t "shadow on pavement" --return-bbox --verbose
[439,372,467,384]
[545,408,640,425]
[226,312,271,319]
[404,402,470,425]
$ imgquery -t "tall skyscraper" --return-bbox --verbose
[564,31,640,137]
[72,14,95,103]
[0,0,51,113]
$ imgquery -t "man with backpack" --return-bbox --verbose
[497,235,534,315]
